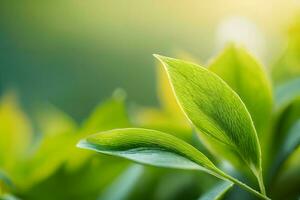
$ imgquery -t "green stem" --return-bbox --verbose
[257,170,266,195]
[214,169,270,200]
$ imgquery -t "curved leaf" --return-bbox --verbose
[209,45,273,139]
[157,62,186,121]
[77,128,269,200]
[154,55,262,177]
[78,128,214,171]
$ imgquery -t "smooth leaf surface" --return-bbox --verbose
[78,128,269,200]
[77,128,214,171]
[155,55,262,175]
[209,45,273,139]
[198,180,233,200]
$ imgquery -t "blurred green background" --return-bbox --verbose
[0,0,299,119]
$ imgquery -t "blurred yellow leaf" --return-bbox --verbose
[0,92,32,170]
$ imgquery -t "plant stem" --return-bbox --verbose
[214,169,270,200]
[257,170,266,195]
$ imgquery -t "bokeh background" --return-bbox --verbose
[1,0,300,119]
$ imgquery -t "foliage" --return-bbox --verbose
[79,44,300,200]
[1,18,300,200]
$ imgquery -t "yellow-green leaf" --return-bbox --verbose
[77,128,269,200]
[0,92,32,170]
[209,45,273,139]
[155,55,265,193]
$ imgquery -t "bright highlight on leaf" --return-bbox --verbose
[154,55,262,177]
[77,128,215,171]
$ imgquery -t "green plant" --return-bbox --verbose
[78,45,300,200]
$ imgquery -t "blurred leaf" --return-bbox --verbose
[67,92,130,170]
[78,128,269,200]
[22,156,128,200]
[198,180,233,200]
[21,133,74,189]
[154,55,264,189]
[81,89,129,134]
[274,97,300,154]
[275,78,300,109]
[272,119,300,177]
[14,105,77,189]
[0,194,21,200]
[270,147,300,199]
[0,170,14,195]
[132,107,192,142]
[98,164,144,200]
[35,104,77,136]
[272,16,300,85]
[209,45,273,140]
[0,92,32,170]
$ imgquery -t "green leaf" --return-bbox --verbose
[98,164,144,200]
[154,55,263,181]
[272,120,300,176]
[81,89,130,134]
[209,45,273,140]
[77,128,269,200]
[156,62,190,123]
[132,107,192,142]
[270,147,300,199]
[271,97,300,179]
[272,16,300,85]
[78,128,212,171]
[275,78,300,109]
[13,106,77,189]
[67,92,130,170]
[34,104,77,136]
[0,92,32,171]
[274,97,300,154]
[198,180,233,200]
